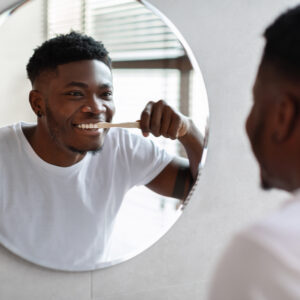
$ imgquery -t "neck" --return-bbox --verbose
[22,124,86,167]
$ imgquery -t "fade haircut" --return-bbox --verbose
[26,31,111,85]
[262,5,300,81]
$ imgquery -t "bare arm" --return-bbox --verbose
[140,100,204,200]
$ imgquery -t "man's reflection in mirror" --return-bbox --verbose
[0,32,203,269]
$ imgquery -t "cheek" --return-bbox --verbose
[49,95,78,117]
[64,101,82,114]
[107,102,116,119]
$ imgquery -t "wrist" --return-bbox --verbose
[178,119,204,146]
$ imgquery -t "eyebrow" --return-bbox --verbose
[64,81,113,90]
[100,83,113,90]
[65,81,88,89]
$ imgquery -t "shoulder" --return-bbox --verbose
[245,195,300,267]
[107,128,144,141]
[0,122,35,159]
[100,128,147,162]
[209,197,300,300]
[0,123,16,137]
[236,195,300,272]
[209,231,294,300]
[105,128,156,150]
[0,123,20,146]
[0,123,21,170]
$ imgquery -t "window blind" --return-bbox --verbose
[46,0,185,61]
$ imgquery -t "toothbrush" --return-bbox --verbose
[96,121,140,129]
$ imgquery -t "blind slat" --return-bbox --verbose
[47,0,184,61]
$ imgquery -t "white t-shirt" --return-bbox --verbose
[0,122,173,271]
[209,191,300,300]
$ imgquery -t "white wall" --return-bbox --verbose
[0,0,299,299]
[0,0,43,126]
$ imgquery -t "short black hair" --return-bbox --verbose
[26,31,111,84]
[262,5,300,80]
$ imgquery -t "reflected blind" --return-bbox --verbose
[46,0,185,61]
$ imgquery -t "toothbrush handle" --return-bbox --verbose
[97,121,140,129]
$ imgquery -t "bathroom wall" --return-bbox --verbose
[0,0,299,299]
[0,0,42,126]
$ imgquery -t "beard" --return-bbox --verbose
[260,171,272,190]
[45,104,104,155]
[67,146,103,155]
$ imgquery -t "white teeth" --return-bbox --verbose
[77,123,101,129]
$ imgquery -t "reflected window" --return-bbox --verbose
[46,0,185,60]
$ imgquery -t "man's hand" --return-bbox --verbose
[140,100,190,139]
[140,100,204,200]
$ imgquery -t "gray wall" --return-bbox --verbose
[0,0,299,299]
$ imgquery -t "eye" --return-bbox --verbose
[102,91,113,99]
[65,91,84,97]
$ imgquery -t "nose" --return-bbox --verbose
[81,96,107,114]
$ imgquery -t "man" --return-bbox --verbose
[209,4,300,299]
[0,32,203,270]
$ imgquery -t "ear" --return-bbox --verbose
[29,90,45,118]
[272,95,297,142]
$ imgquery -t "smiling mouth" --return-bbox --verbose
[73,123,106,135]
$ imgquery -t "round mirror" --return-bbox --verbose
[0,0,209,271]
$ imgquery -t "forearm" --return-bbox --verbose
[178,118,204,180]
[140,100,204,199]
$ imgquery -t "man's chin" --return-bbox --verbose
[260,179,273,191]
[89,147,103,155]
[260,170,276,191]
[68,145,103,155]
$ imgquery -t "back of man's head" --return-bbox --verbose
[262,5,300,81]
[26,31,111,85]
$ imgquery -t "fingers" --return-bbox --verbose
[160,106,172,138]
[140,101,153,137]
[149,101,164,137]
[140,100,188,139]
[169,114,182,139]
